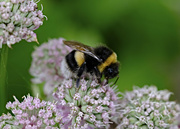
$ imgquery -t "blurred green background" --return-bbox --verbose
[3,0,180,112]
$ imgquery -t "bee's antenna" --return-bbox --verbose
[113,75,119,85]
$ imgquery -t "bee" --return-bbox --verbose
[61,40,120,87]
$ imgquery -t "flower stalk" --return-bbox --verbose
[0,45,8,114]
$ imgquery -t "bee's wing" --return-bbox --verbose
[63,40,102,62]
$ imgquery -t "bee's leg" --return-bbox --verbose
[94,66,101,84]
[76,62,86,88]
[113,75,119,85]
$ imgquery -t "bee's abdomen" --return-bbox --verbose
[66,50,79,72]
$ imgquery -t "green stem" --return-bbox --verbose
[0,45,8,114]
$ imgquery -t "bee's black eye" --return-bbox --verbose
[107,68,113,73]
[104,63,119,79]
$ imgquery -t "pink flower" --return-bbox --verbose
[0,95,62,128]
[0,0,45,48]
[30,38,72,97]
[53,79,120,129]
[117,86,180,129]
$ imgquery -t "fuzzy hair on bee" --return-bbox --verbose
[61,40,120,87]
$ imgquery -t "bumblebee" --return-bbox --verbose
[61,40,120,87]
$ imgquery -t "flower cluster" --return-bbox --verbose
[117,86,180,129]
[53,79,120,129]
[0,0,45,48]
[0,95,62,129]
[30,38,72,96]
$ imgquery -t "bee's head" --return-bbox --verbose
[103,62,119,79]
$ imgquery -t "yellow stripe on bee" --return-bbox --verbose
[98,52,117,73]
[75,51,85,66]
